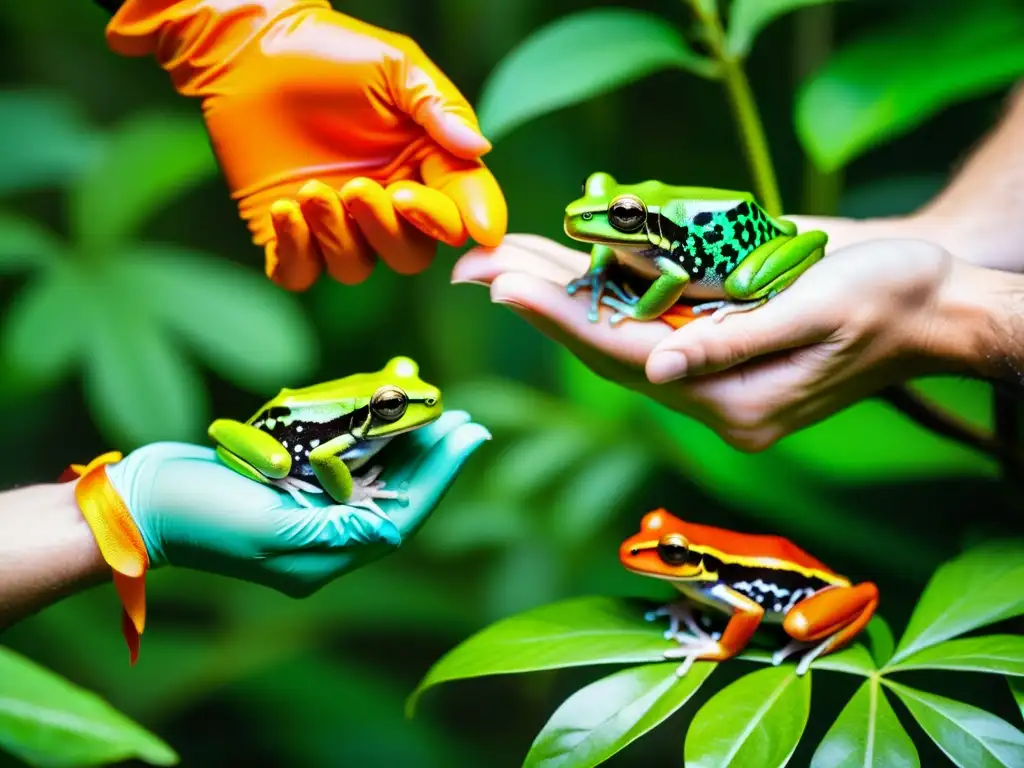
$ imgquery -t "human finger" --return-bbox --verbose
[296,180,376,285]
[389,181,468,247]
[488,271,670,370]
[340,177,437,275]
[452,234,586,287]
[421,152,507,247]
[264,199,322,291]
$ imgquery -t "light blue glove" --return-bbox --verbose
[103,410,488,596]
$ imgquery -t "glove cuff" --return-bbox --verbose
[61,452,150,666]
[105,0,332,96]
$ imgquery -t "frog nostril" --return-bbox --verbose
[630,548,639,556]
[581,212,592,220]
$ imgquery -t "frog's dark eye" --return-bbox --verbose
[371,386,408,421]
[608,195,646,233]
[657,533,690,565]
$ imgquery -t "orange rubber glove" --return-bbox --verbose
[105,0,507,290]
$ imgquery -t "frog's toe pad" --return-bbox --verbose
[272,476,323,507]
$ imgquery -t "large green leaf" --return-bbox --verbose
[0,647,177,768]
[0,90,101,195]
[886,681,1024,767]
[889,540,1024,666]
[1,263,87,388]
[406,596,672,715]
[887,635,1024,677]
[684,665,811,768]
[524,662,715,768]
[811,678,918,768]
[110,246,317,393]
[726,0,845,58]
[808,644,876,678]
[0,212,64,274]
[69,112,216,250]
[476,8,716,142]
[82,286,206,447]
[795,0,1024,172]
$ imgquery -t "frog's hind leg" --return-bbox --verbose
[566,245,617,322]
[776,582,879,676]
[694,230,827,322]
[209,419,292,481]
[309,435,406,520]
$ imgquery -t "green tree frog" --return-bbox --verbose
[208,356,442,516]
[563,172,828,324]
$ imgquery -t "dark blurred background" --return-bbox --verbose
[0,0,1021,765]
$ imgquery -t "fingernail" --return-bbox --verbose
[451,277,490,287]
[647,352,689,383]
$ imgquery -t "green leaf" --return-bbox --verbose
[407,596,671,716]
[0,647,178,767]
[890,540,1024,665]
[865,616,896,668]
[886,681,1024,767]
[1,264,87,388]
[82,289,207,447]
[1009,677,1024,722]
[685,664,810,767]
[726,0,845,58]
[811,678,918,768]
[476,8,716,142]
[887,635,1024,677]
[0,211,64,274]
[810,644,877,677]
[0,90,101,194]
[524,662,714,768]
[484,426,594,501]
[69,111,216,250]
[110,246,317,393]
[795,0,1024,172]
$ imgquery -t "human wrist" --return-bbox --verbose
[0,484,108,631]
[920,258,1024,380]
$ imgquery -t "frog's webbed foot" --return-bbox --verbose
[347,465,408,520]
[271,476,323,508]
[662,636,723,678]
[691,298,768,323]
[646,602,722,645]
[771,638,814,670]
[566,269,613,323]
[771,637,835,677]
[598,295,645,326]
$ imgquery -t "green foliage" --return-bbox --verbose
[796,0,1024,172]
[524,662,714,768]
[725,0,846,58]
[684,665,810,768]
[476,8,716,143]
[0,648,177,767]
[0,90,317,447]
[811,678,918,768]
[411,541,1024,767]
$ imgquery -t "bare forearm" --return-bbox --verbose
[916,82,1024,272]
[0,483,107,632]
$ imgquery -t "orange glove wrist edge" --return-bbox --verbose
[62,452,149,666]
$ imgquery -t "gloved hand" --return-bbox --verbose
[105,0,507,290]
[65,410,489,663]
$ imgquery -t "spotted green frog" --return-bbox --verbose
[563,172,828,324]
[208,356,442,516]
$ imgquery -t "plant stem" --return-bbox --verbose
[687,0,783,216]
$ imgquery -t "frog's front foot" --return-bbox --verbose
[566,269,611,323]
[663,637,721,678]
[271,476,324,508]
[598,294,643,326]
[347,465,408,520]
[645,602,720,643]
[691,298,768,322]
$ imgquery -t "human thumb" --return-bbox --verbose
[399,57,492,159]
